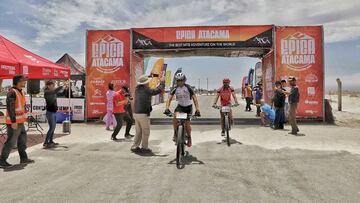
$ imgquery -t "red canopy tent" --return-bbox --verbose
[0,35,70,79]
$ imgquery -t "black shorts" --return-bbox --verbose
[175,105,193,115]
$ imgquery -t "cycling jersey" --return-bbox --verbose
[217,86,234,106]
[170,84,194,107]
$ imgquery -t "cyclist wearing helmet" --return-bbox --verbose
[213,78,239,136]
[164,72,200,147]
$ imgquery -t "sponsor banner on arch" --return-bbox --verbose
[86,30,130,118]
[276,26,323,118]
[132,25,273,49]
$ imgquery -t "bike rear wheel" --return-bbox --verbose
[225,116,230,146]
[176,125,184,166]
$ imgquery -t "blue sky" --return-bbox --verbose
[1,0,359,91]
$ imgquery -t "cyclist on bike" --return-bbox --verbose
[213,78,239,136]
[164,73,200,147]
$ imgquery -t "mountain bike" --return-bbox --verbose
[165,111,197,167]
[213,104,238,147]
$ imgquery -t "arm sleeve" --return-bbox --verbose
[54,86,64,94]
[186,84,195,98]
[149,81,165,95]
[170,87,176,95]
[6,90,17,123]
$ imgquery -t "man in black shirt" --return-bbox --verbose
[272,81,286,129]
[286,77,300,135]
[43,80,64,148]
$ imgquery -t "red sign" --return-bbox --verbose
[262,50,275,104]
[86,30,130,118]
[276,26,324,118]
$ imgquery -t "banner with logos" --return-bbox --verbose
[262,50,275,104]
[275,26,324,118]
[86,30,130,118]
[132,26,273,49]
[26,98,85,122]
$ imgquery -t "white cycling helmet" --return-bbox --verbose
[175,72,186,81]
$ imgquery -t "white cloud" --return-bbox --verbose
[24,0,360,45]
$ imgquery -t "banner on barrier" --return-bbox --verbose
[86,30,130,118]
[275,26,324,118]
[132,25,273,49]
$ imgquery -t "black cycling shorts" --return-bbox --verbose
[175,105,193,115]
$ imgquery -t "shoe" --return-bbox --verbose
[20,158,35,164]
[0,159,12,168]
[106,127,111,131]
[131,147,141,153]
[125,134,134,138]
[187,136,192,147]
[49,142,59,145]
[288,132,298,135]
[111,136,118,141]
[140,148,152,153]
[221,130,225,136]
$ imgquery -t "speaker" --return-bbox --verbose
[27,79,40,94]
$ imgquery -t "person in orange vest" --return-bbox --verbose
[0,75,34,168]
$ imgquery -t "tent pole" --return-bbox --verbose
[68,78,71,122]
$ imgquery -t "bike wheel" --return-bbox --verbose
[176,125,184,166]
[225,117,230,147]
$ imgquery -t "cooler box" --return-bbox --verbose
[56,112,73,123]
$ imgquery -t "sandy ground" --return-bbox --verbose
[326,94,360,127]
[0,122,360,202]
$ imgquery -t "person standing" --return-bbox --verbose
[104,83,116,131]
[43,80,64,148]
[286,77,300,135]
[281,79,290,122]
[272,81,286,130]
[0,75,34,168]
[131,75,164,153]
[253,82,263,117]
[244,84,253,111]
[122,85,134,138]
[111,87,128,141]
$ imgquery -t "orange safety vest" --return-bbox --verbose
[5,88,27,124]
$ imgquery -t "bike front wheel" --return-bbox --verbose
[225,116,230,147]
[176,125,184,167]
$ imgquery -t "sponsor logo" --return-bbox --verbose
[305,110,318,115]
[253,37,271,45]
[92,109,103,114]
[1,65,16,75]
[305,100,319,105]
[91,34,124,73]
[23,66,28,75]
[42,68,52,76]
[305,74,318,83]
[54,69,58,77]
[281,32,315,71]
[92,89,103,99]
[307,87,316,96]
[24,55,41,64]
[90,78,105,86]
[135,38,152,47]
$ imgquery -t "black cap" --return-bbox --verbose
[281,79,286,83]
[46,80,55,86]
[13,75,27,86]
[288,76,297,81]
